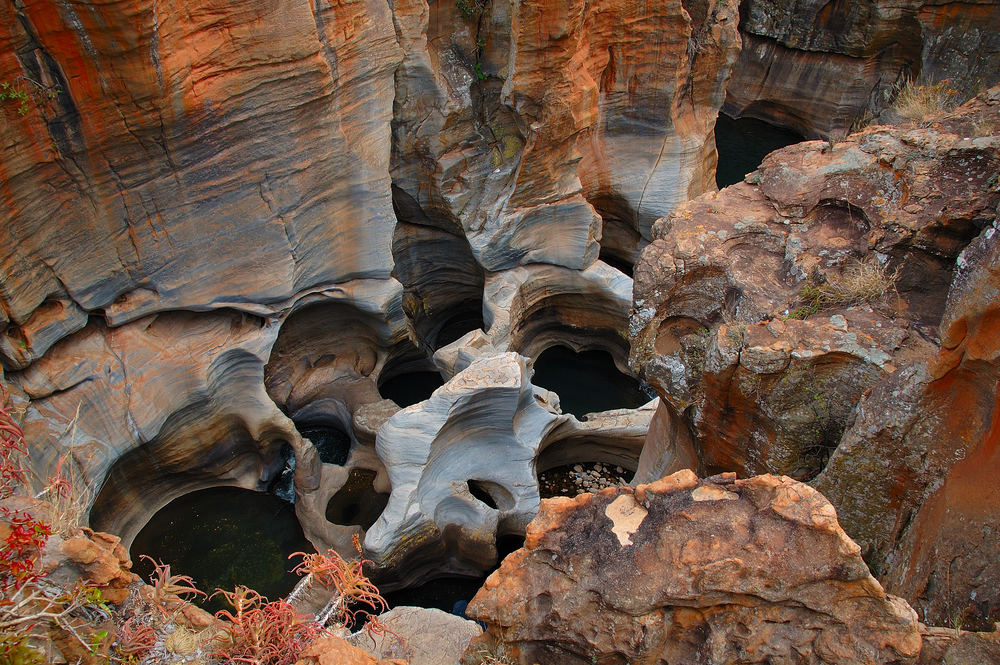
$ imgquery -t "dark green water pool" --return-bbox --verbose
[130,487,313,613]
[531,345,654,419]
[714,113,803,188]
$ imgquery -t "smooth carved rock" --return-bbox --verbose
[725,0,1000,138]
[390,0,741,271]
[577,0,742,258]
[462,471,921,665]
[0,0,401,371]
[483,261,634,365]
[365,352,568,588]
[630,90,1000,480]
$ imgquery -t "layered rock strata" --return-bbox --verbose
[724,0,1000,139]
[463,470,921,665]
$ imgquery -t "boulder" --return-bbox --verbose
[462,471,921,665]
[348,606,481,665]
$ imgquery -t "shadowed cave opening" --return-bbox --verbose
[382,534,524,614]
[377,346,445,407]
[129,487,314,614]
[324,468,389,529]
[714,112,804,188]
[531,345,655,419]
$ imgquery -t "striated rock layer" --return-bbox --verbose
[0,0,401,370]
[463,470,921,665]
[724,0,1000,139]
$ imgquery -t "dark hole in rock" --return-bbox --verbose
[466,479,515,511]
[468,480,497,509]
[539,461,633,499]
[383,575,489,616]
[325,468,390,529]
[378,370,445,408]
[531,345,654,419]
[599,251,634,278]
[268,442,297,503]
[435,307,486,349]
[130,487,313,614]
[381,533,525,616]
[297,422,351,465]
[715,113,803,188]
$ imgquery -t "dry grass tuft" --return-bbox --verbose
[892,78,960,124]
[819,260,898,307]
[789,259,898,319]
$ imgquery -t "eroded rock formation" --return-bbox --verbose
[463,470,921,665]
[631,89,1000,627]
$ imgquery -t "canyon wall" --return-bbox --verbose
[724,0,1000,139]
[0,0,734,590]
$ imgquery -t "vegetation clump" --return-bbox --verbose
[0,387,389,664]
[788,259,898,319]
[891,78,960,124]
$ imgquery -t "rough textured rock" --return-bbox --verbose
[462,470,921,665]
[725,0,1000,138]
[815,218,1000,627]
[630,88,1000,629]
[631,89,1000,481]
[347,606,481,665]
[918,627,1000,665]
[295,636,405,665]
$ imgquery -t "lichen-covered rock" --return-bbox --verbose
[630,89,1000,480]
[815,218,1000,627]
[462,471,921,665]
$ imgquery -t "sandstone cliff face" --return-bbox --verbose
[725,0,1000,138]
[631,89,1000,627]
[0,0,401,370]
[463,470,921,665]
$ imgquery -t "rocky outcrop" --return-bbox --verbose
[347,606,482,665]
[462,470,921,665]
[724,0,1000,139]
[631,88,1000,628]
[814,217,1000,628]
[631,88,999,480]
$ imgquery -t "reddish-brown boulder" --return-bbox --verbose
[462,471,921,665]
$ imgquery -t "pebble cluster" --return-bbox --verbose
[539,462,631,498]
